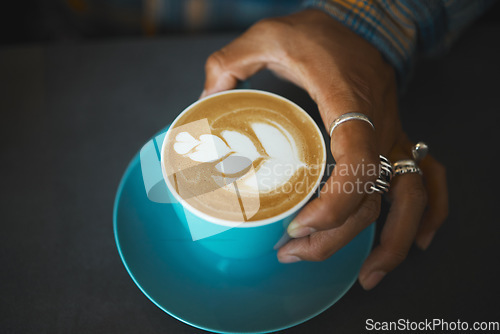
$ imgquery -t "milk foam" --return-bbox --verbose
[173,120,305,194]
[164,91,325,222]
[174,132,231,162]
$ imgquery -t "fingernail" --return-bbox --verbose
[287,221,316,238]
[279,254,301,264]
[199,89,207,99]
[361,270,386,290]
[417,231,435,250]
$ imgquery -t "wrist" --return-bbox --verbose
[302,0,415,87]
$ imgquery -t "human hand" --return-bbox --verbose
[354,132,448,289]
[201,9,448,289]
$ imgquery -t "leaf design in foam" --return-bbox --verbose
[252,122,302,164]
[186,134,230,162]
[238,122,305,193]
[173,132,200,154]
[214,130,260,175]
[221,130,260,161]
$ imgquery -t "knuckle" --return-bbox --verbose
[309,247,331,262]
[358,197,381,223]
[253,17,291,36]
[306,233,334,262]
[250,18,293,63]
[346,73,376,110]
[380,245,408,264]
[205,50,226,72]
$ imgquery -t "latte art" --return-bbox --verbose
[173,119,306,195]
[163,91,325,222]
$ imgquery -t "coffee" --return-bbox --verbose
[162,91,325,222]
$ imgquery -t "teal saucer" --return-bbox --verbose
[114,147,374,334]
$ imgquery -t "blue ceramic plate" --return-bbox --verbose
[114,145,374,334]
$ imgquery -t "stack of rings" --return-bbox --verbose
[392,142,428,177]
[371,155,393,194]
[393,159,422,176]
[328,112,393,194]
[329,113,429,193]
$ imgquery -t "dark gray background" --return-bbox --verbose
[1,20,500,334]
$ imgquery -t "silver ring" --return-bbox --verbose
[370,155,393,194]
[392,141,429,177]
[393,159,422,176]
[328,112,374,137]
[412,142,428,163]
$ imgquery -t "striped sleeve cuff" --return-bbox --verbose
[302,0,496,86]
[302,0,418,84]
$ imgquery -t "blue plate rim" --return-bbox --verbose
[113,150,375,334]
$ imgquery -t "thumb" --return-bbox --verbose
[200,53,240,99]
[201,35,268,99]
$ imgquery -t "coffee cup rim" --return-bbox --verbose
[161,89,326,228]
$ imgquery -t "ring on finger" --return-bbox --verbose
[328,112,374,137]
[393,160,423,176]
[370,155,393,194]
[392,142,428,177]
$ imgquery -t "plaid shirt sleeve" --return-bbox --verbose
[302,0,496,84]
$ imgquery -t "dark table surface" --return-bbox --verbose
[1,21,500,333]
